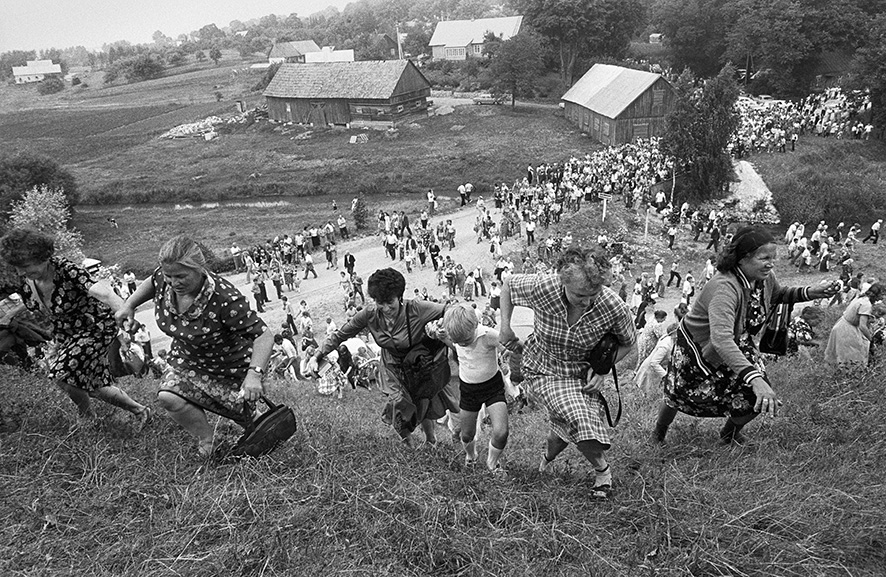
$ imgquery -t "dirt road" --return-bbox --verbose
[131,200,534,353]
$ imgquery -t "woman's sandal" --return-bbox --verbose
[133,406,154,431]
[197,439,214,459]
[590,483,613,500]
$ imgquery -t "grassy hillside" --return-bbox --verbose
[3,198,886,575]
[752,137,886,229]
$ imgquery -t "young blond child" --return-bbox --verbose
[440,302,509,473]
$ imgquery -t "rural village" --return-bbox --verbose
[1,0,885,575]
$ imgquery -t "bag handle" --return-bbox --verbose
[599,369,622,428]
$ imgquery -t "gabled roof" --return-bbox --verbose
[561,64,666,119]
[12,59,62,76]
[263,60,428,99]
[429,16,523,48]
[812,50,853,77]
[268,40,321,59]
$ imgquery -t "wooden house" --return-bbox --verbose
[263,60,431,128]
[12,59,62,84]
[428,16,523,61]
[268,40,321,64]
[561,64,676,146]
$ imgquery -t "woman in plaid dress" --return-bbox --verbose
[499,247,636,499]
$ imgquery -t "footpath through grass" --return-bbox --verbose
[4,198,886,575]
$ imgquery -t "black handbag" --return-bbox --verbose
[231,396,297,458]
[759,303,791,356]
[588,333,622,427]
[400,304,451,400]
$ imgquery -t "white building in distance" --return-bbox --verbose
[12,60,62,84]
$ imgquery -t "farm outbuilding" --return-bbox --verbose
[561,64,676,146]
[263,60,431,128]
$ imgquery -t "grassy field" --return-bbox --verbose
[3,199,886,575]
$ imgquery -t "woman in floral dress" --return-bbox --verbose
[652,227,838,445]
[118,235,274,457]
[0,228,151,427]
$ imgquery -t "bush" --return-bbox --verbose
[351,193,369,230]
[252,62,281,92]
[0,152,78,213]
[36,76,64,95]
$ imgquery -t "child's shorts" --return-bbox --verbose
[459,371,506,412]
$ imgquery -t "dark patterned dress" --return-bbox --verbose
[19,257,117,392]
[664,286,768,418]
[152,268,267,426]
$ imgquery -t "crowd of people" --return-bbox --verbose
[730,87,874,158]
[2,84,883,503]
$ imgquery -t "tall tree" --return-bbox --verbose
[661,65,740,201]
[488,31,545,106]
[653,0,728,78]
[512,0,644,86]
[0,152,78,215]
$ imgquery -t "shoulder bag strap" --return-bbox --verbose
[599,369,621,428]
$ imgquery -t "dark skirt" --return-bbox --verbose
[663,325,763,419]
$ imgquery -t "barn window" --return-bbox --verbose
[633,122,649,139]
[602,122,610,136]
[593,117,600,131]
[473,44,483,54]
[445,47,465,58]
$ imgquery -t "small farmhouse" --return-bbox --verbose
[263,60,431,128]
[12,60,62,84]
[268,40,322,64]
[561,64,676,146]
[428,16,523,61]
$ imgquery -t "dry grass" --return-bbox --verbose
[4,198,886,575]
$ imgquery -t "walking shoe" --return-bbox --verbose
[464,455,477,467]
[719,429,747,446]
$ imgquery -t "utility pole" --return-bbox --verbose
[396,23,403,60]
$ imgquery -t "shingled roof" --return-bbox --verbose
[268,40,321,59]
[429,16,523,48]
[562,64,665,119]
[263,60,427,100]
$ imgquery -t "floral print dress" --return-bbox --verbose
[152,268,266,426]
[664,286,768,418]
[20,257,117,392]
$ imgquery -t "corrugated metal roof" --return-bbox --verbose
[268,40,321,59]
[263,60,426,100]
[561,64,663,119]
[429,16,523,48]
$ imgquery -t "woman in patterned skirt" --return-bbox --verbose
[118,236,275,457]
[652,226,839,446]
[0,228,151,427]
[498,247,636,499]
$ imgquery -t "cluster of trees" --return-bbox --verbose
[654,0,886,95]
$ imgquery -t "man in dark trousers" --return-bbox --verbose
[861,219,882,244]
[343,251,356,275]
[429,242,441,271]
[706,226,721,253]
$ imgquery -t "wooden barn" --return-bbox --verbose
[263,60,431,128]
[561,64,676,146]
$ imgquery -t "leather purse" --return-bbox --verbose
[231,396,297,458]
[759,303,791,356]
